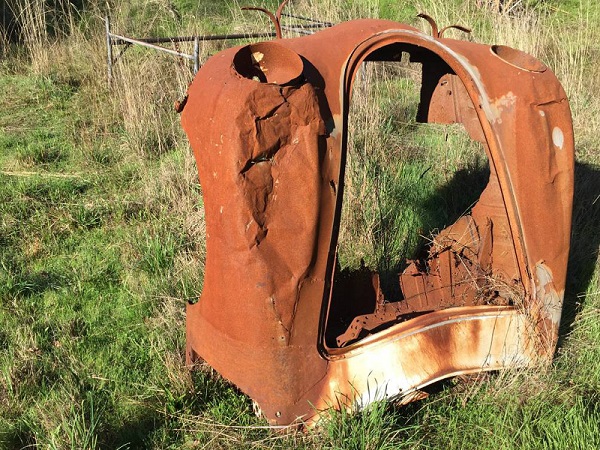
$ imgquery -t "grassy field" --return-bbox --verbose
[1,0,599,448]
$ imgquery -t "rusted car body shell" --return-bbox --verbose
[181,19,574,426]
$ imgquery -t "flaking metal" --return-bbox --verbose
[181,17,574,426]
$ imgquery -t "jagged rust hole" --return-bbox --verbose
[325,45,498,349]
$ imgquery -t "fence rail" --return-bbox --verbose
[105,14,333,86]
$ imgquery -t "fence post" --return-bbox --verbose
[193,36,200,73]
[105,16,113,87]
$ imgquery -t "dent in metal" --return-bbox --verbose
[181,17,574,426]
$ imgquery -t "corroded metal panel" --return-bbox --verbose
[181,18,574,426]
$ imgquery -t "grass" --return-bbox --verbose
[1,0,599,448]
[338,61,488,273]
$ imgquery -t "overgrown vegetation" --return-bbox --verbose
[1,0,599,448]
[338,60,488,273]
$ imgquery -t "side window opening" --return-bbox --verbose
[325,45,504,349]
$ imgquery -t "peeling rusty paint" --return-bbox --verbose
[181,17,574,426]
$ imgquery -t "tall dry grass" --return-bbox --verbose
[9,0,50,72]
[4,0,210,313]
[416,0,600,159]
[3,1,599,446]
[6,0,597,196]
[5,0,86,73]
[9,0,595,312]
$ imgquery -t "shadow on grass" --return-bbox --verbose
[1,426,36,450]
[7,269,64,299]
[331,161,598,350]
[378,162,490,298]
[558,161,600,348]
[345,159,598,351]
[99,413,166,450]
[382,160,600,351]
[94,368,258,448]
[328,163,489,345]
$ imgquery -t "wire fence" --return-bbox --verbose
[104,13,334,86]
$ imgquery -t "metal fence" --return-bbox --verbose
[104,13,333,86]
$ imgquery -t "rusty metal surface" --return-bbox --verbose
[181,17,574,426]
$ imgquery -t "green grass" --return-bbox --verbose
[0,73,207,448]
[1,0,599,449]
[338,66,488,272]
[412,385,600,450]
